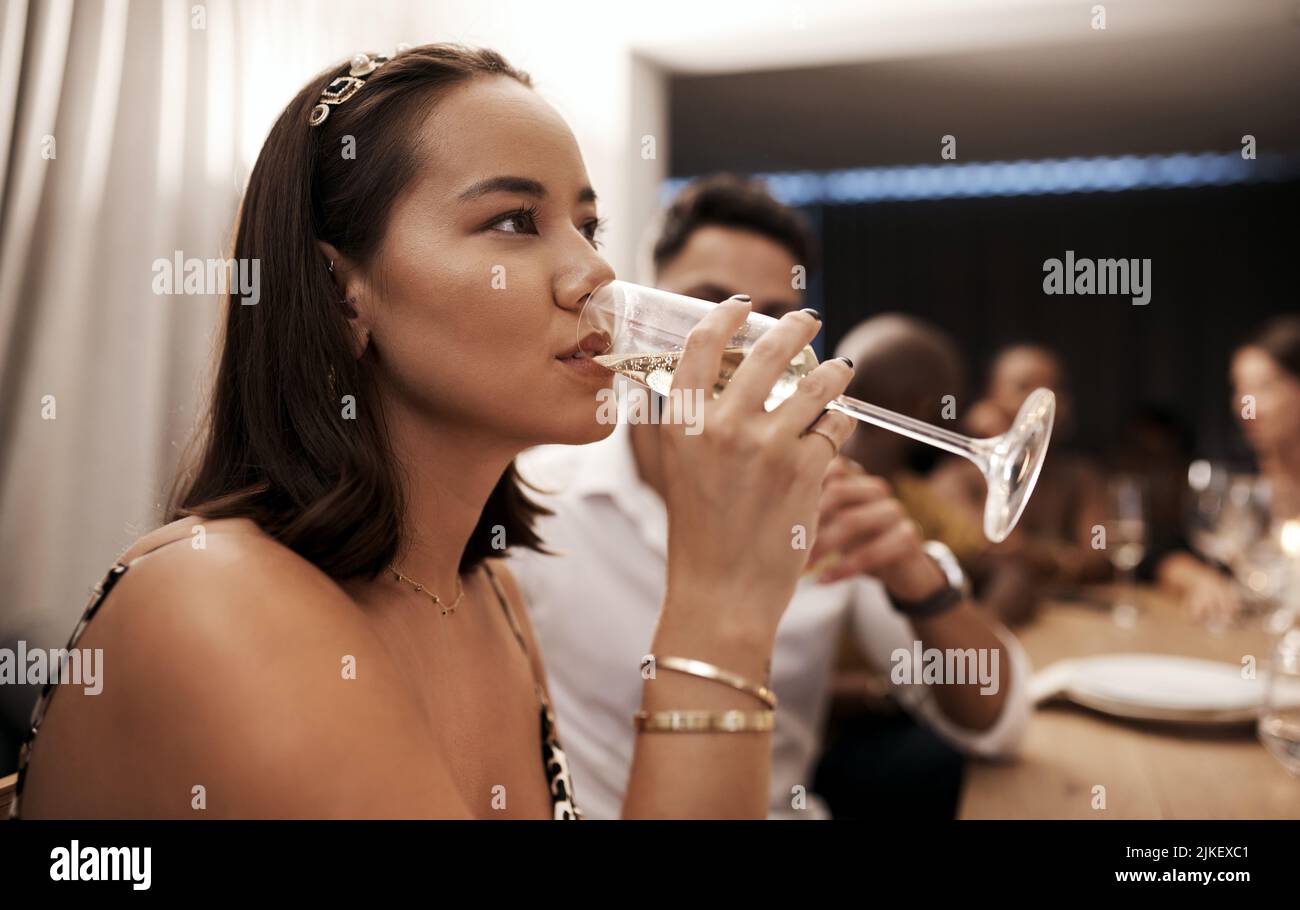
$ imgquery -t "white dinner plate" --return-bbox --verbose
[1031,653,1296,725]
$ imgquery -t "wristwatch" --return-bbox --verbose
[889,540,969,619]
[923,540,969,595]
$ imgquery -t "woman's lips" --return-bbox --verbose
[556,350,613,381]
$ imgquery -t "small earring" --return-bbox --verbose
[328,259,335,274]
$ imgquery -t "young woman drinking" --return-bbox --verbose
[11,44,854,819]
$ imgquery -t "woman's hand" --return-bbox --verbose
[623,299,853,819]
[652,298,855,657]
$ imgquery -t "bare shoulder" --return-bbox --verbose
[19,517,464,818]
[113,516,358,630]
[99,518,372,666]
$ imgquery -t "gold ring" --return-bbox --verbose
[804,426,839,455]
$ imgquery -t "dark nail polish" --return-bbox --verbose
[800,307,821,320]
[837,356,854,368]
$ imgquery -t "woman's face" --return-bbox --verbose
[355,75,616,448]
[1231,346,1300,451]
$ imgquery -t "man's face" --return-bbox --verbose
[990,347,1072,430]
[654,225,803,318]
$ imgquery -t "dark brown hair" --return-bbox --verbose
[166,44,551,580]
[834,314,966,420]
[1241,315,1300,381]
[652,173,819,274]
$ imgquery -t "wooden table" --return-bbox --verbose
[0,772,15,820]
[958,586,1300,819]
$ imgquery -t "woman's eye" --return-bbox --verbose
[489,209,539,235]
[582,217,605,249]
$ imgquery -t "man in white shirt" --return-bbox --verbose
[509,175,1031,819]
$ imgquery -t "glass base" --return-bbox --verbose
[982,389,1056,543]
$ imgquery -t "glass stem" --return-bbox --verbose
[827,394,991,468]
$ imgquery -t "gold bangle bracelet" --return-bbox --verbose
[652,655,778,709]
[633,709,775,733]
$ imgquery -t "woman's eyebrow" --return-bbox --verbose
[459,175,546,201]
[457,175,598,204]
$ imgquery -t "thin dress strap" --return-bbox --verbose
[9,561,131,820]
[11,533,208,817]
[480,562,583,820]
[482,562,533,667]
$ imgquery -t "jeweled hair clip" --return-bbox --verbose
[308,51,395,127]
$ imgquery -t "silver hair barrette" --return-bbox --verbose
[309,49,403,127]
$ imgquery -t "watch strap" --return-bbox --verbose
[890,583,964,619]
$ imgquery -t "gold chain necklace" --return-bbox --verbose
[389,564,466,616]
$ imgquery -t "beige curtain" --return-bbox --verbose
[0,0,430,767]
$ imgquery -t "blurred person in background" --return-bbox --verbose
[1107,403,1197,578]
[511,175,1030,820]
[932,344,1112,603]
[1157,315,1300,623]
[833,316,1041,626]
[1228,315,1300,517]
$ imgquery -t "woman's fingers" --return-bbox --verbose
[722,309,824,415]
[798,409,856,464]
[671,296,752,397]
[769,357,855,436]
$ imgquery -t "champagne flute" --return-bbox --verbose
[1217,475,1272,570]
[1187,459,1232,563]
[577,280,1055,543]
[1104,475,1148,628]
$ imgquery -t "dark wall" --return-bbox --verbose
[808,180,1298,461]
[667,31,1300,174]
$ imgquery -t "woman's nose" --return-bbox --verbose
[555,246,615,313]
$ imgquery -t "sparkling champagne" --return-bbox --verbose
[594,345,820,411]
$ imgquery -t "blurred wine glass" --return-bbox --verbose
[1185,464,1287,630]
[1222,477,1285,623]
[1198,472,1271,566]
[1259,626,1300,776]
[1105,475,1148,628]
[1187,459,1232,563]
[1268,519,1300,636]
[1236,522,1289,625]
